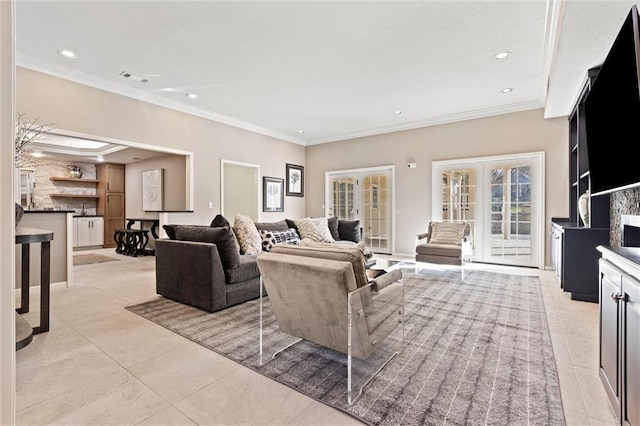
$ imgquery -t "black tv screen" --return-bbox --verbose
[585,5,640,196]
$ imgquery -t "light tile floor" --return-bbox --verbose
[14,249,617,425]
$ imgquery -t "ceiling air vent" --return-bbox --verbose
[119,71,149,83]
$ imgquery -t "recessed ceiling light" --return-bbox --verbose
[161,88,176,92]
[298,130,304,134]
[501,87,514,93]
[493,51,511,60]
[394,110,402,115]
[185,93,198,99]
[57,49,77,59]
[30,151,44,158]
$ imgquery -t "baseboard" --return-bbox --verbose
[14,280,68,297]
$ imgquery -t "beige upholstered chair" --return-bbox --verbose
[256,244,404,404]
[415,221,472,276]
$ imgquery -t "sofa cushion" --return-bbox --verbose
[338,219,361,243]
[294,217,335,243]
[416,242,462,257]
[163,224,204,240]
[174,225,241,271]
[210,214,231,227]
[259,228,300,251]
[233,214,262,255]
[270,244,368,289]
[225,255,261,284]
[254,220,289,232]
[429,222,466,245]
[327,216,340,240]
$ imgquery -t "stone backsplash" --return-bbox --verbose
[610,186,640,246]
[30,159,97,215]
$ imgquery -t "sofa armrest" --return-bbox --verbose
[155,239,227,312]
[417,232,429,241]
[369,269,402,292]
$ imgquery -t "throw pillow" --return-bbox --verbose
[294,217,335,243]
[233,214,262,255]
[163,224,202,240]
[285,219,298,233]
[338,219,361,243]
[259,228,300,251]
[163,224,179,240]
[327,216,340,240]
[210,214,230,227]
[174,225,241,271]
[429,222,466,245]
[254,220,289,232]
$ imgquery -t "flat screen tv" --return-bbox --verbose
[585,5,640,196]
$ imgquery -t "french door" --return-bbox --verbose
[433,152,544,268]
[325,166,393,254]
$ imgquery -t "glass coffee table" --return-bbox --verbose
[366,258,403,279]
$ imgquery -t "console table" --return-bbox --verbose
[15,227,54,349]
[126,218,159,239]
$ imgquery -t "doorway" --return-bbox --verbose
[325,166,394,254]
[221,159,260,221]
[432,152,544,268]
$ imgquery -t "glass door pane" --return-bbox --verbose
[439,168,477,256]
[433,153,542,268]
[484,159,537,267]
[330,176,357,220]
[362,172,390,253]
[327,168,393,254]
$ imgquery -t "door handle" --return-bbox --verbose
[610,291,626,303]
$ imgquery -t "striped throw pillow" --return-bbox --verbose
[294,217,335,243]
[429,222,466,245]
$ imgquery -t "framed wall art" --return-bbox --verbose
[263,176,284,212]
[142,168,164,211]
[286,163,304,197]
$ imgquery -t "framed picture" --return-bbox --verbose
[263,176,284,212]
[142,168,164,211]
[286,163,304,197]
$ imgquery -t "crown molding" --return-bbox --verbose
[16,54,307,146]
[17,54,545,148]
[305,101,543,145]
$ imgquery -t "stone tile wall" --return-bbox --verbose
[610,186,640,246]
[30,159,97,215]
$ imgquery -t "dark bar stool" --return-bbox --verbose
[114,228,153,257]
[15,227,54,350]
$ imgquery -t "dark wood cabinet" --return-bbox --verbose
[552,218,609,301]
[97,164,125,248]
[551,67,610,302]
[598,246,640,425]
[568,66,610,229]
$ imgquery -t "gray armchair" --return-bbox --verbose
[256,244,404,404]
[415,221,472,268]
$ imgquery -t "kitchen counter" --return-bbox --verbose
[72,214,103,218]
[25,209,75,214]
[16,210,73,288]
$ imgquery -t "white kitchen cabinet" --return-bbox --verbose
[74,217,104,247]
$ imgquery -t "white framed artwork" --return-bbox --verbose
[142,168,164,211]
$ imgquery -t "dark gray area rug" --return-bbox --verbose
[126,269,565,426]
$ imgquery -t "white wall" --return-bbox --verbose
[125,154,188,216]
[305,108,569,262]
[1,0,16,423]
[16,67,306,227]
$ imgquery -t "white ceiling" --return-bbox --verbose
[15,0,640,147]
